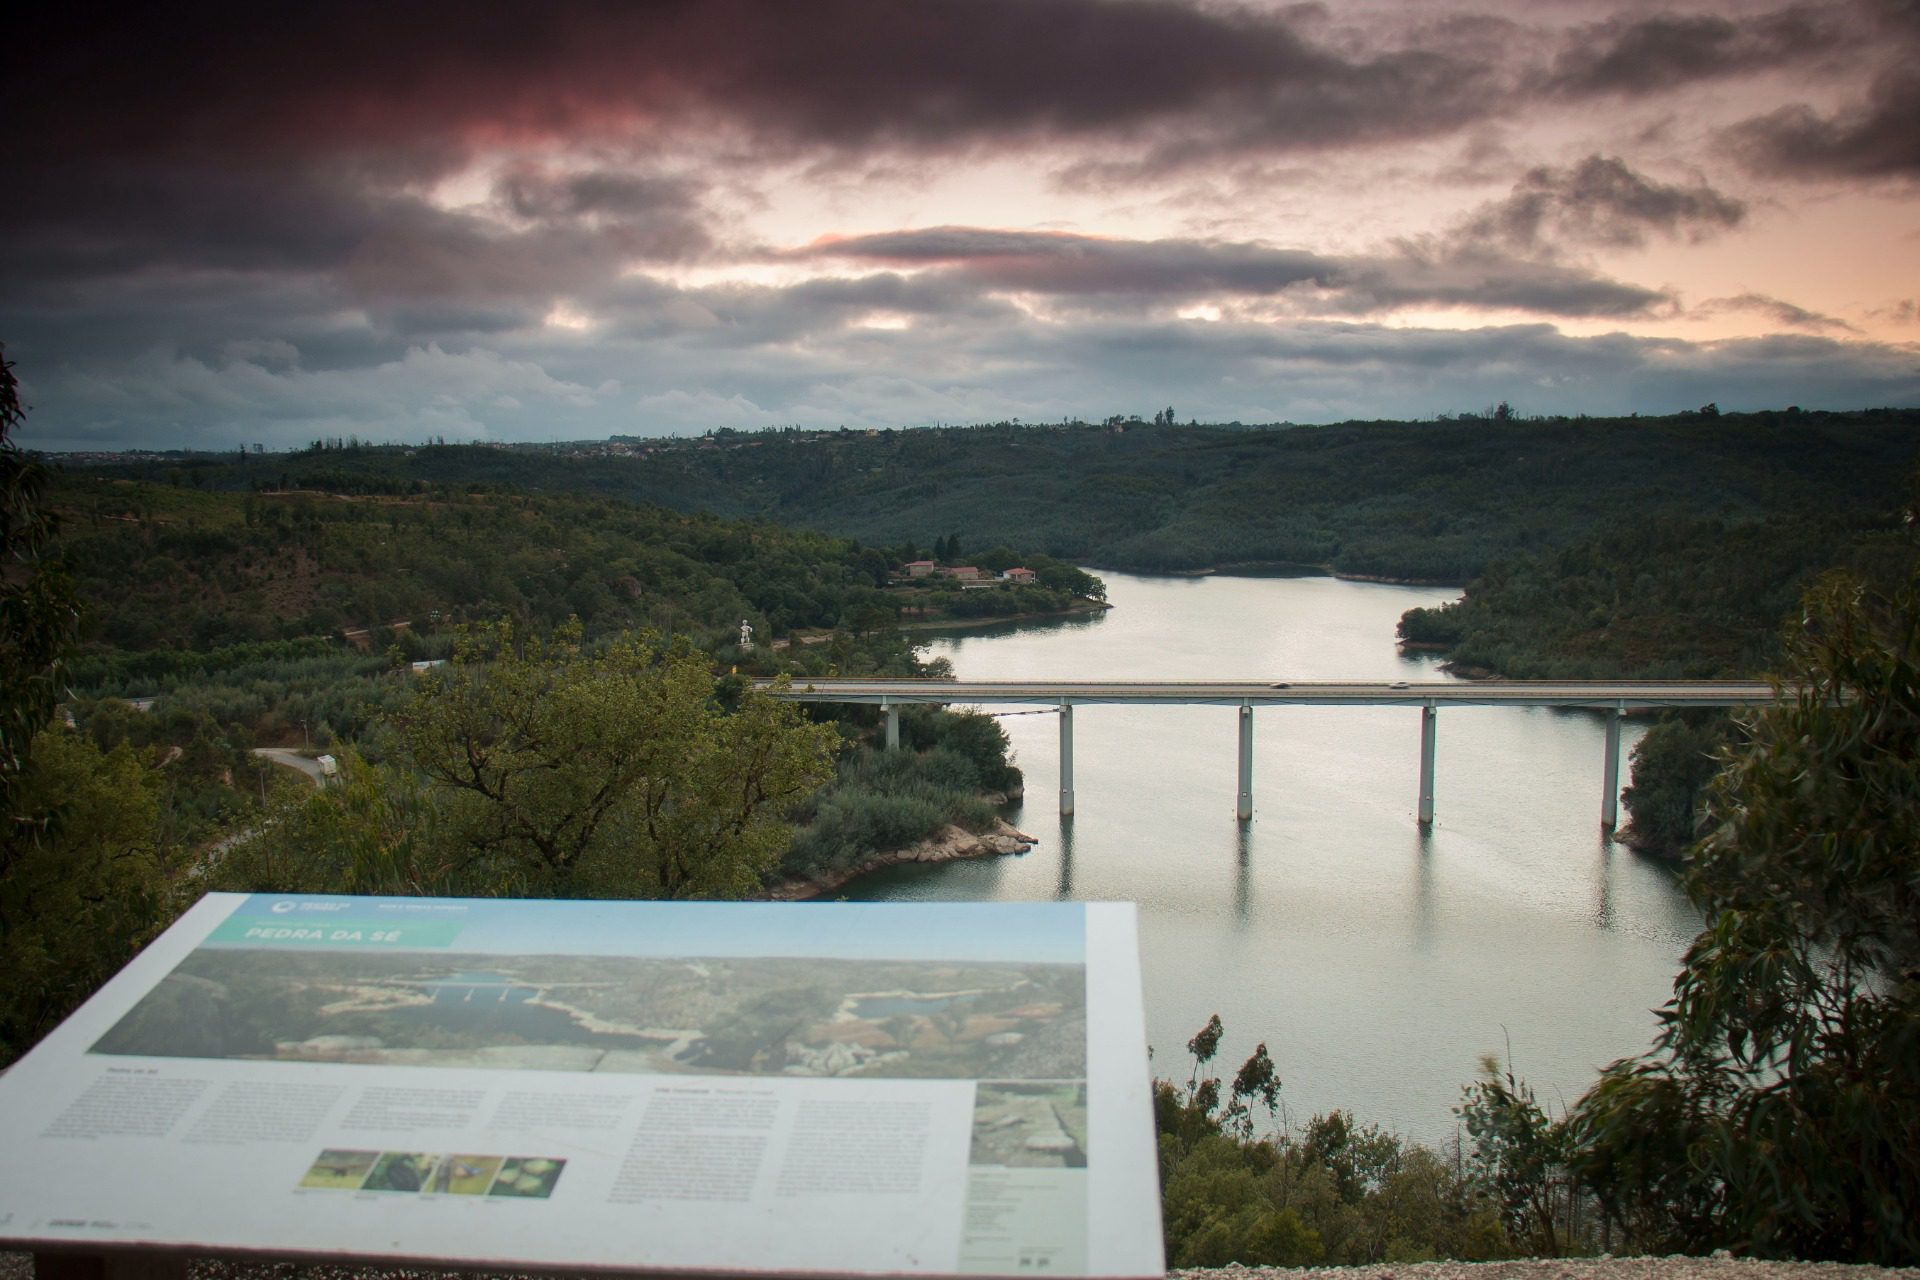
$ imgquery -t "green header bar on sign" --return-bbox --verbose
[207,917,466,948]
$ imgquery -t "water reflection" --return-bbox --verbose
[1233,824,1252,925]
[1591,840,1617,932]
[852,570,1701,1146]
[1055,814,1076,899]
[1411,827,1437,953]
[919,608,1110,652]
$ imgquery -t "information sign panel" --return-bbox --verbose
[0,894,1163,1278]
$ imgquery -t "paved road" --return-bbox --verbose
[759,678,1781,709]
[251,747,329,785]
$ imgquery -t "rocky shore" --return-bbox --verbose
[760,819,1039,901]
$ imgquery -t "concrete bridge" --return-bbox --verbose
[762,679,1779,829]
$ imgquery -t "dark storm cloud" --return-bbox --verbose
[806,228,1670,318]
[1696,293,1860,333]
[594,271,1022,347]
[6,1,1513,175]
[1724,66,1920,179]
[492,169,710,238]
[1332,248,1668,317]
[1453,156,1746,252]
[0,158,391,288]
[5,1,1912,453]
[1544,5,1851,97]
[0,150,715,382]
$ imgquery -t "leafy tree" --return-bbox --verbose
[0,349,183,1066]
[396,622,836,898]
[212,749,448,897]
[1570,568,1920,1262]
[1156,1017,1512,1267]
[1397,602,1464,647]
[1618,711,1735,855]
[897,705,1021,792]
[975,544,1019,574]
[1157,1015,1318,1267]
[1458,1056,1576,1256]
[1,731,176,1063]
[0,346,79,819]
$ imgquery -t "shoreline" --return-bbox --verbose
[896,599,1113,634]
[771,600,1113,649]
[1083,559,1463,588]
[760,819,1038,901]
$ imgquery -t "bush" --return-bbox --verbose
[779,736,1007,882]
[1155,1017,1517,1267]
[1570,568,1920,1262]
[1618,711,1735,855]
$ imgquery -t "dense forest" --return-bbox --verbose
[51,476,1101,661]
[88,408,1918,580]
[7,469,1100,1016]
[78,410,1920,854]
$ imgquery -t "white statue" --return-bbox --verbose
[739,619,754,650]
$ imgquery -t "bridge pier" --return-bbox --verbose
[1417,702,1437,827]
[1059,700,1075,816]
[764,678,1777,831]
[1600,706,1622,830]
[1236,704,1253,822]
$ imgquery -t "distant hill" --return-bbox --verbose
[70,408,1920,583]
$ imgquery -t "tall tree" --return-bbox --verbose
[1,733,173,1062]
[1570,567,1920,1262]
[1,347,180,1064]
[396,622,836,899]
[0,346,79,821]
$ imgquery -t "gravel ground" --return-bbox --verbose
[5,1254,1917,1280]
[1170,1259,1920,1280]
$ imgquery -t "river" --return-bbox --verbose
[845,570,1703,1149]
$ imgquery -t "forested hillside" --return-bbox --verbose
[53,409,1920,857]
[25,476,1086,961]
[88,408,1920,580]
[55,481,896,657]
[1397,514,1917,679]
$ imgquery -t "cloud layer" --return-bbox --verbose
[4,0,1916,448]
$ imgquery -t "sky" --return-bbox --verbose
[6,0,1918,451]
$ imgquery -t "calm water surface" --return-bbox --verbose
[847,571,1701,1147]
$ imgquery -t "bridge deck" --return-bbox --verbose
[760,678,1779,709]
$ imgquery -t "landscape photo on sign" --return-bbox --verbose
[90,896,1088,1080]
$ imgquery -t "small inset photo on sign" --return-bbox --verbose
[430,1155,505,1196]
[298,1149,381,1190]
[488,1157,565,1198]
[970,1081,1088,1168]
[364,1152,440,1193]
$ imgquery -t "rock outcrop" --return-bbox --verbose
[762,820,1038,901]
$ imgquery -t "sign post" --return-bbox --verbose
[0,895,1163,1279]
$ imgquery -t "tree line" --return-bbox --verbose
[1160,564,1919,1264]
[6,355,1095,1059]
[79,409,1920,581]
[11,363,1917,1260]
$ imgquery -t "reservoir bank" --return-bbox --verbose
[842,570,1702,1149]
